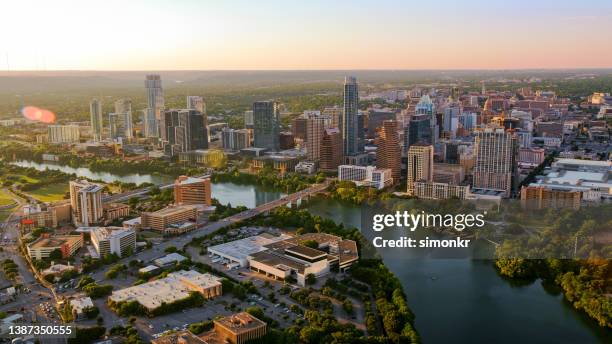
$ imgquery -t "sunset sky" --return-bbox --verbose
[2,0,612,70]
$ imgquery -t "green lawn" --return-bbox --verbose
[0,189,15,206]
[25,183,69,203]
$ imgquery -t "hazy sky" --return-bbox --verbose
[2,0,612,70]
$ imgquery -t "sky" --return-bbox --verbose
[1,0,612,71]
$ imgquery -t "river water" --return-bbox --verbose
[11,160,611,343]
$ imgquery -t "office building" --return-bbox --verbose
[47,125,80,143]
[163,109,208,152]
[404,114,432,152]
[70,297,94,321]
[518,147,545,168]
[109,270,222,313]
[102,203,130,222]
[342,76,359,156]
[141,205,198,233]
[376,120,401,183]
[85,226,137,258]
[69,180,103,226]
[110,98,133,139]
[367,109,396,138]
[472,128,518,198]
[322,105,342,128]
[144,74,164,138]
[27,235,83,260]
[338,165,393,190]
[221,128,252,151]
[319,128,343,172]
[244,110,254,129]
[415,94,437,144]
[291,117,308,141]
[406,144,434,195]
[433,163,465,185]
[253,101,280,151]
[187,96,205,113]
[306,116,325,161]
[210,312,267,344]
[174,175,212,206]
[89,98,103,141]
[279,132,295,150]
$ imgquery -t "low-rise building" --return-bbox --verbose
[81,226,136,258]
[103,203,130,222]
[27,235,83,260]
[154,253,188,268]
[206,312,267,344]
[338,165,393,189]
[413,182,471,200]
[70,296,94,320]
[295,161,317,174]
[141,205,198,233]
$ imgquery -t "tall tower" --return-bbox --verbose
[473,128,517,198]
[406,144,434,195]
[376,120,401,184]
[253,101,280,151]
[113,98,133,139]
[69,180,103,226]
[320,128,343,172]
[89,98,103,142]
[144,75,164,138]
[342,76,359,156]
[306,114,325,162]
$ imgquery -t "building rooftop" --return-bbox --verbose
[70,296,94,314]
[146,205,198,216]
[208,234,290,262]
[29,235,81,250]
[151,330,207,344]
[214,312,266,334]
[284,245,327,260]
[154,253,188,267]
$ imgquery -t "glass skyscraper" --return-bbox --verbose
[253,101,280,151]
[342,76,359,156]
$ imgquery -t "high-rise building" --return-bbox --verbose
[291,117,308,141]
[48,125,80,143]
[406,144,434,195]
[404,114,432,153]
[163,109,208,153]
[442,107,460,138]
[520,185,581,210]
[89,98,103,141]
[221,128,252,151]
[174,175,212,206]
[109,98,133,140]
[144,74,164,138]
[367,109,396,139]
[376,120,401,183]
[415,95,437,144]
[244,110,254,129]
[306,116,325,161]
[186,96,205,113]
[342,76,359,156]
[89,226,137,258]
[472,128,518,198]
[320,128,343,172]
[322,106,342,129]
[253,101,280,151]
[69,180,103,226]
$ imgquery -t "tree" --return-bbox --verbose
[49,249,63,261]
[305,273,316,286]
[301,240,319,249]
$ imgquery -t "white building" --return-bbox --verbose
[70,296,94,320]
[48,125,80,143]
[79,226,136,258]
[295,161,316,174]
[338,165,393,189]
[207,234,291,268]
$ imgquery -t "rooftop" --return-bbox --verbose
[208,234,290,262]
[214,312,266,334]
[29,235,81,249]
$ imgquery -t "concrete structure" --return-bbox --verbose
[69,180,104,226]
[162,109,208,153]
[151,330,207,344]
[253,101,280,151]
[473,128,518,198]
[174,175,212,206]
[102,203,130,222]
[141,205,198,234]
[27,235,83,260]
[433,163,465,185]
[70,296,94,320]
[108,270,222,312]
[376,120,401,183]
[338,165,393,189]
[518,147,545,168]
[89,98,103,141]
[154,253,188,268]
[222,128,252,151]
[47,125,80,144]
[209,312,267,344]
[85,226,136,258]
[406,144,434,195]
[520,185,581,210]
[413,182,470,200]
[306,115,325,162]
[207,234,291,268]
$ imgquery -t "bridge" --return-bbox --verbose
[102,174,210,203]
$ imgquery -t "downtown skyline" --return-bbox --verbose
[2,0,612,71]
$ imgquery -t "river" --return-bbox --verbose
[11,160,611,343]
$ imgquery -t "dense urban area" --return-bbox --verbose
[0,69,610,343]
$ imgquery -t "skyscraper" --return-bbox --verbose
[174,175,212,206]
[163,109,208,153]
[404,114,432,153]
[186,96,209,147]
[144,74,164,138]
[342,76,359,156]
[320,128,343,172]
[472,128,518,198]
[110,98,133,140]
[69,180,103,226]
[306,115,325,161]
[89,98,103,141]
[415,94,438,144]
[253,101,280,151]
[406,144,434,195]
[376,120,401,183]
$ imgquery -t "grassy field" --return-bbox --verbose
[0,189,15,206]
[25,183,69,203]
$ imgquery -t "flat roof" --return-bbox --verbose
[147,205,197,216]
[208,234,290,262]
[285,245,327,260]
[29,235,81,249]
[249,250,307,274]
[214,312,266,334]
[154,253,187,266]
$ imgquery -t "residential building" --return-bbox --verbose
[69,180,103,226]
[343,76,359,156]
[472,128,518,198]
[520,185,581,210]
[406,144,434,195]
[174,175,212,206]
[221,128,252,151]
[187,96,205,113]
[144,74,164,138]
[413,182,471,200]
[433,163,465,185]
[518,147,545,168]
[376,120,401,183]
[253,101,280,151]
[291,117,308,141]
[163,109,208,153]
[110,98,133,139]
[322,105,342,128]
[48,125,80,144]
[89,98,103,141]
[102,203,130,222]
[306,115,325,161]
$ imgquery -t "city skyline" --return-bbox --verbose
[2,0,612,71]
